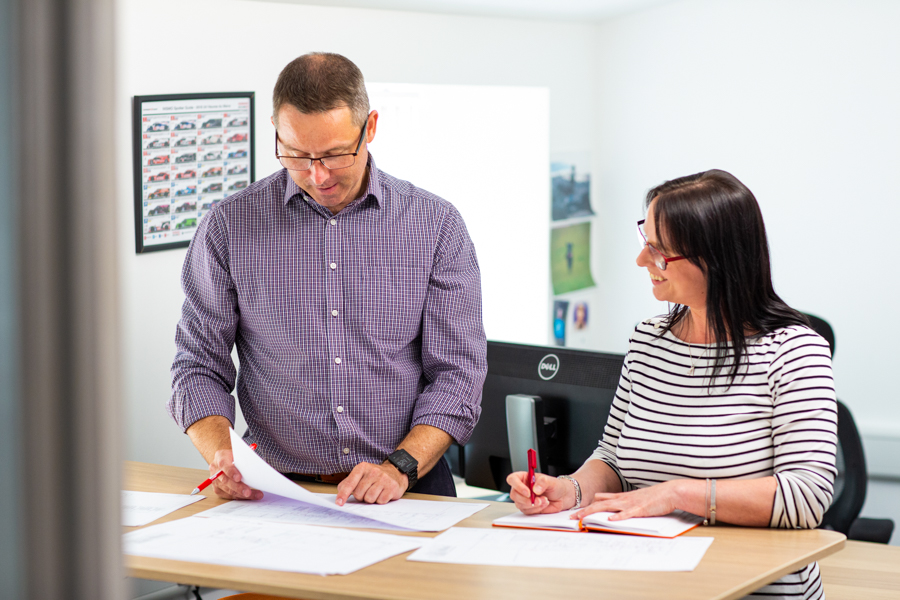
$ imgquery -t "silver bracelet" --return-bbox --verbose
[558,475,582,509]
[704,478,710,526]
[710,479,717,526]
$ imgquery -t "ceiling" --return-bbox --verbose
[257,0,677,23]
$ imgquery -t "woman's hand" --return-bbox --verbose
[506,471,576,515]
[574,480,680,521]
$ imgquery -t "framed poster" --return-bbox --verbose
[132,92,255,253]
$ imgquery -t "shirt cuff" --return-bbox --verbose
[411,408,480,446]
[168,384,236,433]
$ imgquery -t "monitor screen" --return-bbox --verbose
[460,341,625,492]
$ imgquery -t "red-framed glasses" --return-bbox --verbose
[637,219,686,271]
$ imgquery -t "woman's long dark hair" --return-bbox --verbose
[647,169,808,384]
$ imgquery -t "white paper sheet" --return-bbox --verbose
[331,494,488,531]
[122,491,206,527]
[229,428,338,511]
[123,515,426,576]
[199,492,488,532]
[408,527,714,571]
[228,428,488,531]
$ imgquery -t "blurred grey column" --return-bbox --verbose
[0,0,23,597]
[16,0,123,598]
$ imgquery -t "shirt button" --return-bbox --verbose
[337,406,344,413]
[329,262,337,270]
[342,448,350,455]
[330,219,337,226]
[334,357,342,364]
[331,309,338,317]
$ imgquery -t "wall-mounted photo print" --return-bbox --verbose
[133,92,255,253]
[553,300,569,346]
[572,302,589,330]
[550,222,596,295]
[551,152,593,222]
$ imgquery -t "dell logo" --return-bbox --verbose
[538,354,560,380]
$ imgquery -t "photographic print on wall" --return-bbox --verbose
[133,92,255,253]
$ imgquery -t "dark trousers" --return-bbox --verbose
[285,456,457,497]
[410,456,456,497]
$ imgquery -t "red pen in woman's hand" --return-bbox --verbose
[527,448,537,505]
[190,443,257,495]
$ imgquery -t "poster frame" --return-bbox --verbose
[132,91,256,254]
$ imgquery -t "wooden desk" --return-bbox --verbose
[125,461,845,600]
[820,540,900,600]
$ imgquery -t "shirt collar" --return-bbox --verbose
[282,154,384,212]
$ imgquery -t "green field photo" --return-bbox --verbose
[550,222,596,295]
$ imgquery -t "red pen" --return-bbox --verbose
[527,448,537,505]
[191,443,257,495]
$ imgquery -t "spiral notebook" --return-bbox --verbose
[492,509,703,538]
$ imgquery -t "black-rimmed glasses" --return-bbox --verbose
[637,219,686,271]
[275,122,367,171]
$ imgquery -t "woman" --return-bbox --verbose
[508,170,837,599]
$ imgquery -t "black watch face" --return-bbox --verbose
[391,450,416,473]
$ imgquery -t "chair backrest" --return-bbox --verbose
[820,399,868,534]
[803,313,836,358]
[801,313,866,534]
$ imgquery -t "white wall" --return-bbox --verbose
[116,0,596,467]
[587,0,900,473]
[367,83,550,345]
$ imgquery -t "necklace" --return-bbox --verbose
[684,312,708,375]
[687,342,707,375]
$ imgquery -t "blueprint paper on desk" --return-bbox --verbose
[198,493,411,530]
[408,527,714,571]
[199,492,488,532]
[123,515,426,576]
[228,428,488,531]
[122,491,206,527]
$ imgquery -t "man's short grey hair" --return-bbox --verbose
[272,52,370,127]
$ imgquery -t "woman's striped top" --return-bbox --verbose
[589,316,838,599]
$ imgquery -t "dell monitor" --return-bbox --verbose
[459,341,626,493]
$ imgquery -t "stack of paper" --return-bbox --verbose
[122,491,206,527]
[124,516,427,576]
[225,428,487,531]
[199,492,487,532]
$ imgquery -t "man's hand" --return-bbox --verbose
[207,449,263,501]
[335,461,408,505]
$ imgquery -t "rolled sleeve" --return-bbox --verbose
[411,206,487,445]
[768,333,838,529]
[168,208,239,432]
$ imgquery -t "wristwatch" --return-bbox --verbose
[387,449,418,492]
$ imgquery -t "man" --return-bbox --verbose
[168,52,487,505]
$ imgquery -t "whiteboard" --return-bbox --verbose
[366,82,550,345]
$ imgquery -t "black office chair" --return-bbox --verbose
[804,313,895,544]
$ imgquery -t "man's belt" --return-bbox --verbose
[284,472,352,485]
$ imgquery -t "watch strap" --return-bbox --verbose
[387,449,418,492]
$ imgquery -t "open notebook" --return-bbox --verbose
[493,509,703,538]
